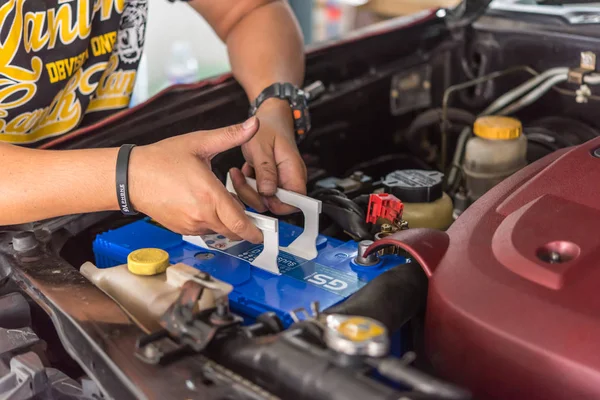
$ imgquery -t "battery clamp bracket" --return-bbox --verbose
[183,174,322,275]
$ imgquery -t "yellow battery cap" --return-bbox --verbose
[473,115,523,140]
[127,248,170,276]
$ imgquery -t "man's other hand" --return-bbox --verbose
[232,100,307,215]
[128,117,263,244]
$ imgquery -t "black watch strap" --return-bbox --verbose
[249,82,311,141]
[116,144,138,216]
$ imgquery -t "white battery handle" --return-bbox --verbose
[246,212,280,275]
[183,211,281,275]
[226,174,322,260]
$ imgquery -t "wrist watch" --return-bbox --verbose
[249,82,312,142]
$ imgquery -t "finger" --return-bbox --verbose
[230,168,267,212]
[208,222,243,242]
[214,187,263,244]
[230,193,245,209]
[198,211,243,242]
[241,162,255,178]
[266,196,299,216]
[250,148,279,197]
[265,158,308,215]
[192,117,260,159]
[279,157,308,195]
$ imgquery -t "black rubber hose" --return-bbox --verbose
[210,320,461,400]
[325,262,428,333]
[313,189,365,216]
[405,108,476,158]
[321,204,371,240]
[352,194,370,212]
[311,189,371,239]
[211,334,406,400]
[368,358,472,400]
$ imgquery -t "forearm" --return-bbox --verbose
[0,144,118,225]
[190,0,305,101]
[226,2,305,100]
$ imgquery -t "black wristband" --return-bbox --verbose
[116,144,138,216]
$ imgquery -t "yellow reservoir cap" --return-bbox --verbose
[473,115,523,140]
[127,248,170,276]
[337,317,386,342]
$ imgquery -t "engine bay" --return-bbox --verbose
[1,7,599,400]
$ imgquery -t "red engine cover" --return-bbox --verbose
[426,138,600,399]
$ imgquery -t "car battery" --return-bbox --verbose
[93,218,408,327]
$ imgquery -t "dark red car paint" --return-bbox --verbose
[367,138,600,400]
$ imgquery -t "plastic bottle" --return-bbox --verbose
[165,41,199,85]
[80,248,232,332]
[463,116,528,202]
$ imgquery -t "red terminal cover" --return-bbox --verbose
[367,193,404,225]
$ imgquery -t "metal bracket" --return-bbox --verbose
[289,301,321,323]
[0,352,47,400]
[135,281,242,365]
[568,51,597,85]
[226,173,322,260]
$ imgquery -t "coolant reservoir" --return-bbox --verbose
[80,248,233,332]
[463,116,527,201]
[382,170,453,230]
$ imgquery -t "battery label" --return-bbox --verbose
[179,226,366,297]
[288,264,366,297]
[238,246,301,274]
[227,243,365,296]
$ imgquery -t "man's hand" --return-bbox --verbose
[190,0,306,212]
[231,101,307,215]
[128,117,263,243]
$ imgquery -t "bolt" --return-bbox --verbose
[381,224,394,233]
[216,302,228,317]
[211,300,233,323]
[549,252,562,264]
[143,345,158,360]
[355,240,379,266]
[12,232,38,253]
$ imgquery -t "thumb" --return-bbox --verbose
[194,117,259,158]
